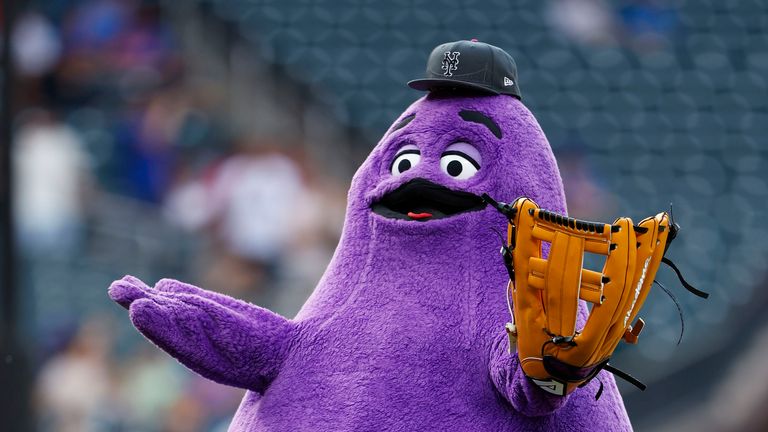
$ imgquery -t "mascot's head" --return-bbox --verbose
[345,40,567,238]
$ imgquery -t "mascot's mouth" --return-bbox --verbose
[371,178,486,221]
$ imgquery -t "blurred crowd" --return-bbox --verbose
[547,0,679,50]
[10,1,345,430]
[35,315,243,432]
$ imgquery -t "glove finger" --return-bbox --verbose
[108,275,154,309]
[154,278,267,318]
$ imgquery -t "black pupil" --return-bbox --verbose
[397,158,412,173]
[447,160,463,177]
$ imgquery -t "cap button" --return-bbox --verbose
[470,38,478,42]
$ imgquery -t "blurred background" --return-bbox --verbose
[0,0,766,431]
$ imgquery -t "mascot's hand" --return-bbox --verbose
[109,276,294,391]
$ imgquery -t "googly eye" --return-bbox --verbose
[391,150,421,176]
[440,148,480,180]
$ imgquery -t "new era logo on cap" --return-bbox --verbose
[407,40,522,99]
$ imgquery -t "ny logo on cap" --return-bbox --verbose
[441,51,460,77]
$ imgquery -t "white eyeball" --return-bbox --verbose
[391,150,421,176]
[440,150,480,180]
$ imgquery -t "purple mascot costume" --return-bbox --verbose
[110,41,633,431]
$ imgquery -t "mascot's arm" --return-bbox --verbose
[489,333,569,416]
[109,276,295,392]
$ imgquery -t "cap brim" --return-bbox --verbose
[407,78,500,95]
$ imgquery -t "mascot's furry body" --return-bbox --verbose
[110,93,632,431]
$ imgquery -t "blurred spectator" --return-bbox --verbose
[547,0,619,46]
[53,0,133,108]
[113,3,180,79]
[547,0,679,51]
[618,0,679,50]
[12,11,62,78]
[203,146,308,263]
[161,394,207,432]
[35,318,244,432]
[13,109,93,256]
[113,87,188,203]
[35,317,119,432]
[54,0,179,109]
[160,376,242,432]
[63,0,131,52]
[118,347,186,430]
[165,143,312,297]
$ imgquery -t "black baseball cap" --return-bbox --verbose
[408,39,521,99]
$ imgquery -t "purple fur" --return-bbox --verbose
[110,94,632,431]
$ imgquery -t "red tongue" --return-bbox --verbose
[407,211,433,220]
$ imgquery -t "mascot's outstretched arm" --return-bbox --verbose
[109,276,295,392]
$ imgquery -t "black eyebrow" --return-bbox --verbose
[395,148,420,156]
[390,114,415,133]
[458,110,502,139]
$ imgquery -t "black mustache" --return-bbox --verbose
[377,179,486,214]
